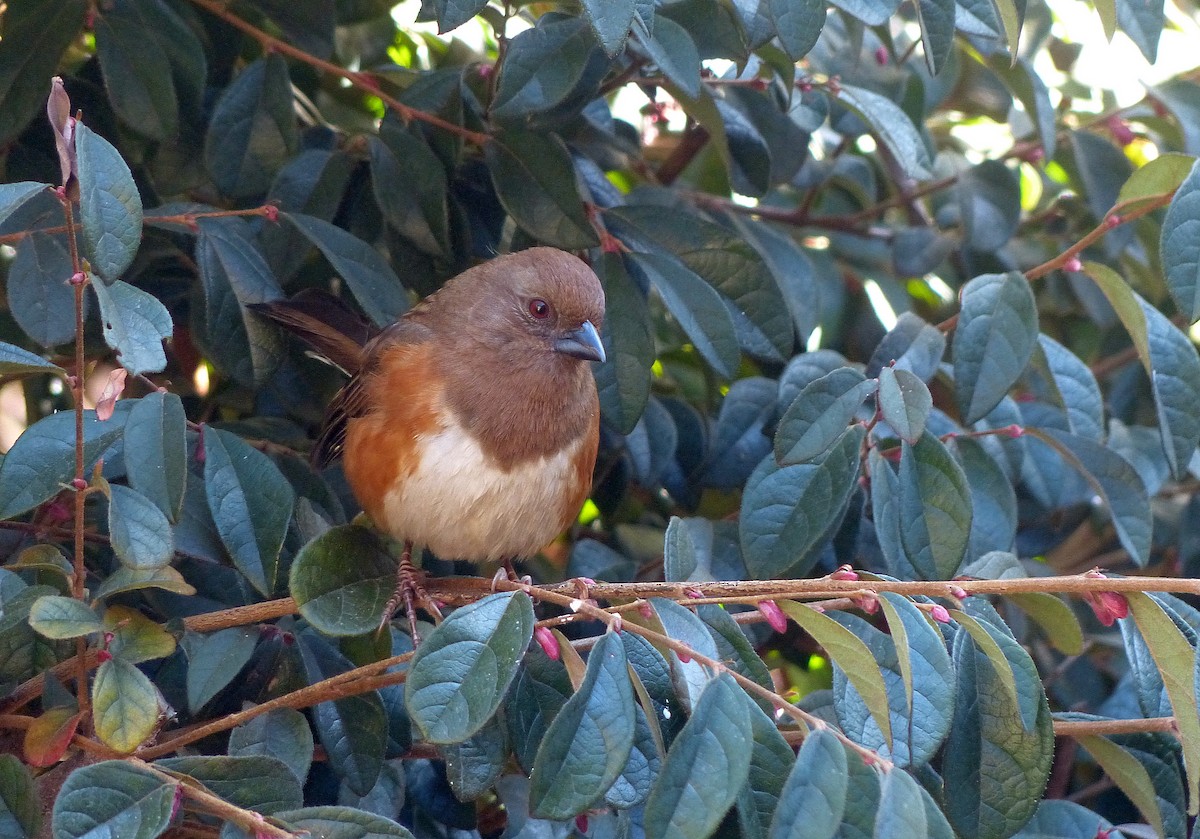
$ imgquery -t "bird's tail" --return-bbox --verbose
[250,289,377,376]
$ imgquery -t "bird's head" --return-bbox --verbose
[455,247,606,366]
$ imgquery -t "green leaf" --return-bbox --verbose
[272,806,415,839]
[183,627,258,713]
[770,0,827,58]
[0,405,128,520]
[991,58,1057,159]
[835,85,932,181]
[1153,81,1200,156]
[1032,335,1104,441]
[626,250,741,378]
[95,1,177,141]
[90,278,172,375]
[1074,735,1166,837]
[875,768,927,839]
[593,252,654,434]
[442,719,507,801]
[406,591,535,744]
[742,425,865,579]
[51,761,174,839]
[1125,592,1200,815]
[284,212,410,328]
[0,339,64,377]
[775,368,877,465]
[878,368,931,445]
[103,605,176,665]
[916,0,955,74]
[1161,158,1200,320]
[643,674,754,839]
[0,753,40,838]
[204,53,298,197]
[485,130,598,250]
[93,566,195,600]
[989,0,1023,56]
[648,597,720,710]
[124,392,187,523]
[297,631,387,796]
[491,17,599,119]
[529,630,636,819]
[107,482,174,570]
[780,601,892,748]
[949,610,1022,719]
[204,427,295,597]
[1118,152,1195,212]
[0,0,87,148]
[1012,800,1120,838]
[583,0,636,55]
[28,595,102,639]
[1118,0,1163,62]
[9,232,76,348]
[1008,593,1084,655]
[92,656,164,752]
[195,218,285,387]
[1028,428,1151,567]
[434,0,488,32]
[697,604,776,706]
[634,16,701,99]
[768,727,847,839]
[943,626,1054,838]
[75,123,143,283]
[1083,261,1200,479]
[898,431,972,579]
[228,708,315,784]
[155,755,302,814]
[369,119,449,256]
[953,272,1038,424]
[290,525,397,636]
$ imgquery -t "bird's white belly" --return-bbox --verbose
[379,417,582,561]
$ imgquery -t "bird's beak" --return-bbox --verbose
[554,320,606,363]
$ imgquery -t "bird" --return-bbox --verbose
[253,247,606,637]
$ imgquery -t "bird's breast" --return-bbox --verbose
[347,402,595,562]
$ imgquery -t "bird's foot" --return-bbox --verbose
[380,542,443,644]
[491,557,532,591]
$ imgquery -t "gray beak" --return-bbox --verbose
[554,320,606,363]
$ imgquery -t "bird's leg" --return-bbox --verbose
[380,540,443,643]
[491,557,532,591]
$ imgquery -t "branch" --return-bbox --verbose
[186,0,490,147]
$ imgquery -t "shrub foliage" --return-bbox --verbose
[0,0,1199,837]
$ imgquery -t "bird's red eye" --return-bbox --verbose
[528,299,550,319]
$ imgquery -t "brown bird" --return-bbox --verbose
[256,247,606,634]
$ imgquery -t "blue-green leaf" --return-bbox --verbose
[124,392,187,523]
[878,368,931,445]
[776,368,877,465]
[28,595,102,639]
[8,232,76,348]
[1161,159,1200,320]
[643,674,754,839]
[899,431,972,579]
[290,525,396,637]
[90,278,172,375]
[593,252,654,434]
[736,697,795,836]
[768,727,847,839]
[228,708,315,785]
[1032,335,1104,441]
[406,591,535,744]
[75,123,143,282]
[529,630,636,819]
[583,0,636,56]
[742,425,865,579]
[835,85,932,181]
[154,755,302,814]
[51,761,173,839]
[953,272,1038,424]
[203,427,295,597]
[108,483,174,569]
[875,768,927,839]
[183,627,257,713]
[0,753,40,838]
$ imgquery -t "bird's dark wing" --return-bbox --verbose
[249,289,378,376]
[313,316,435,467]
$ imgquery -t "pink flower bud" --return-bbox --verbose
[1005,424,1025,438]
[930,604,951,623]
[69,272,87,286]
[1063,256,1083,273]
[262,205,279,223]
[874,46,888,65]
[1083,590,1129,627]
[950,586,968,600]
[576,815,589,834]
[1105,214,1122,228]
[831,565,859,581]
[638,601,654,619]
[757,600,788,634]
[676,644,692,664]
[534,626,560,661]
[71,478,88,491]
[96,650,113,663]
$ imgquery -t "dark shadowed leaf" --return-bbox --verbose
[486,131,598,250]
[228,708,315,784]
[0,0,87,147]
[916,0,955,73]
[273,805,415,838]
[958,161,1021,252]
[369,120,449,256]
[0,754,40,838]
[1161,159,1200,321]
[95,2,177,141]
[771,0,827,59]
[8,232,76,348]
[898,431,972,579]
[492,16,599,118]
[594,252,654,434]
[583,0,637,56]
[183,627,257,713]
[736,697,794,836]
[775,367,876,465]
[204,54,298,197]
[634,16,701,99]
